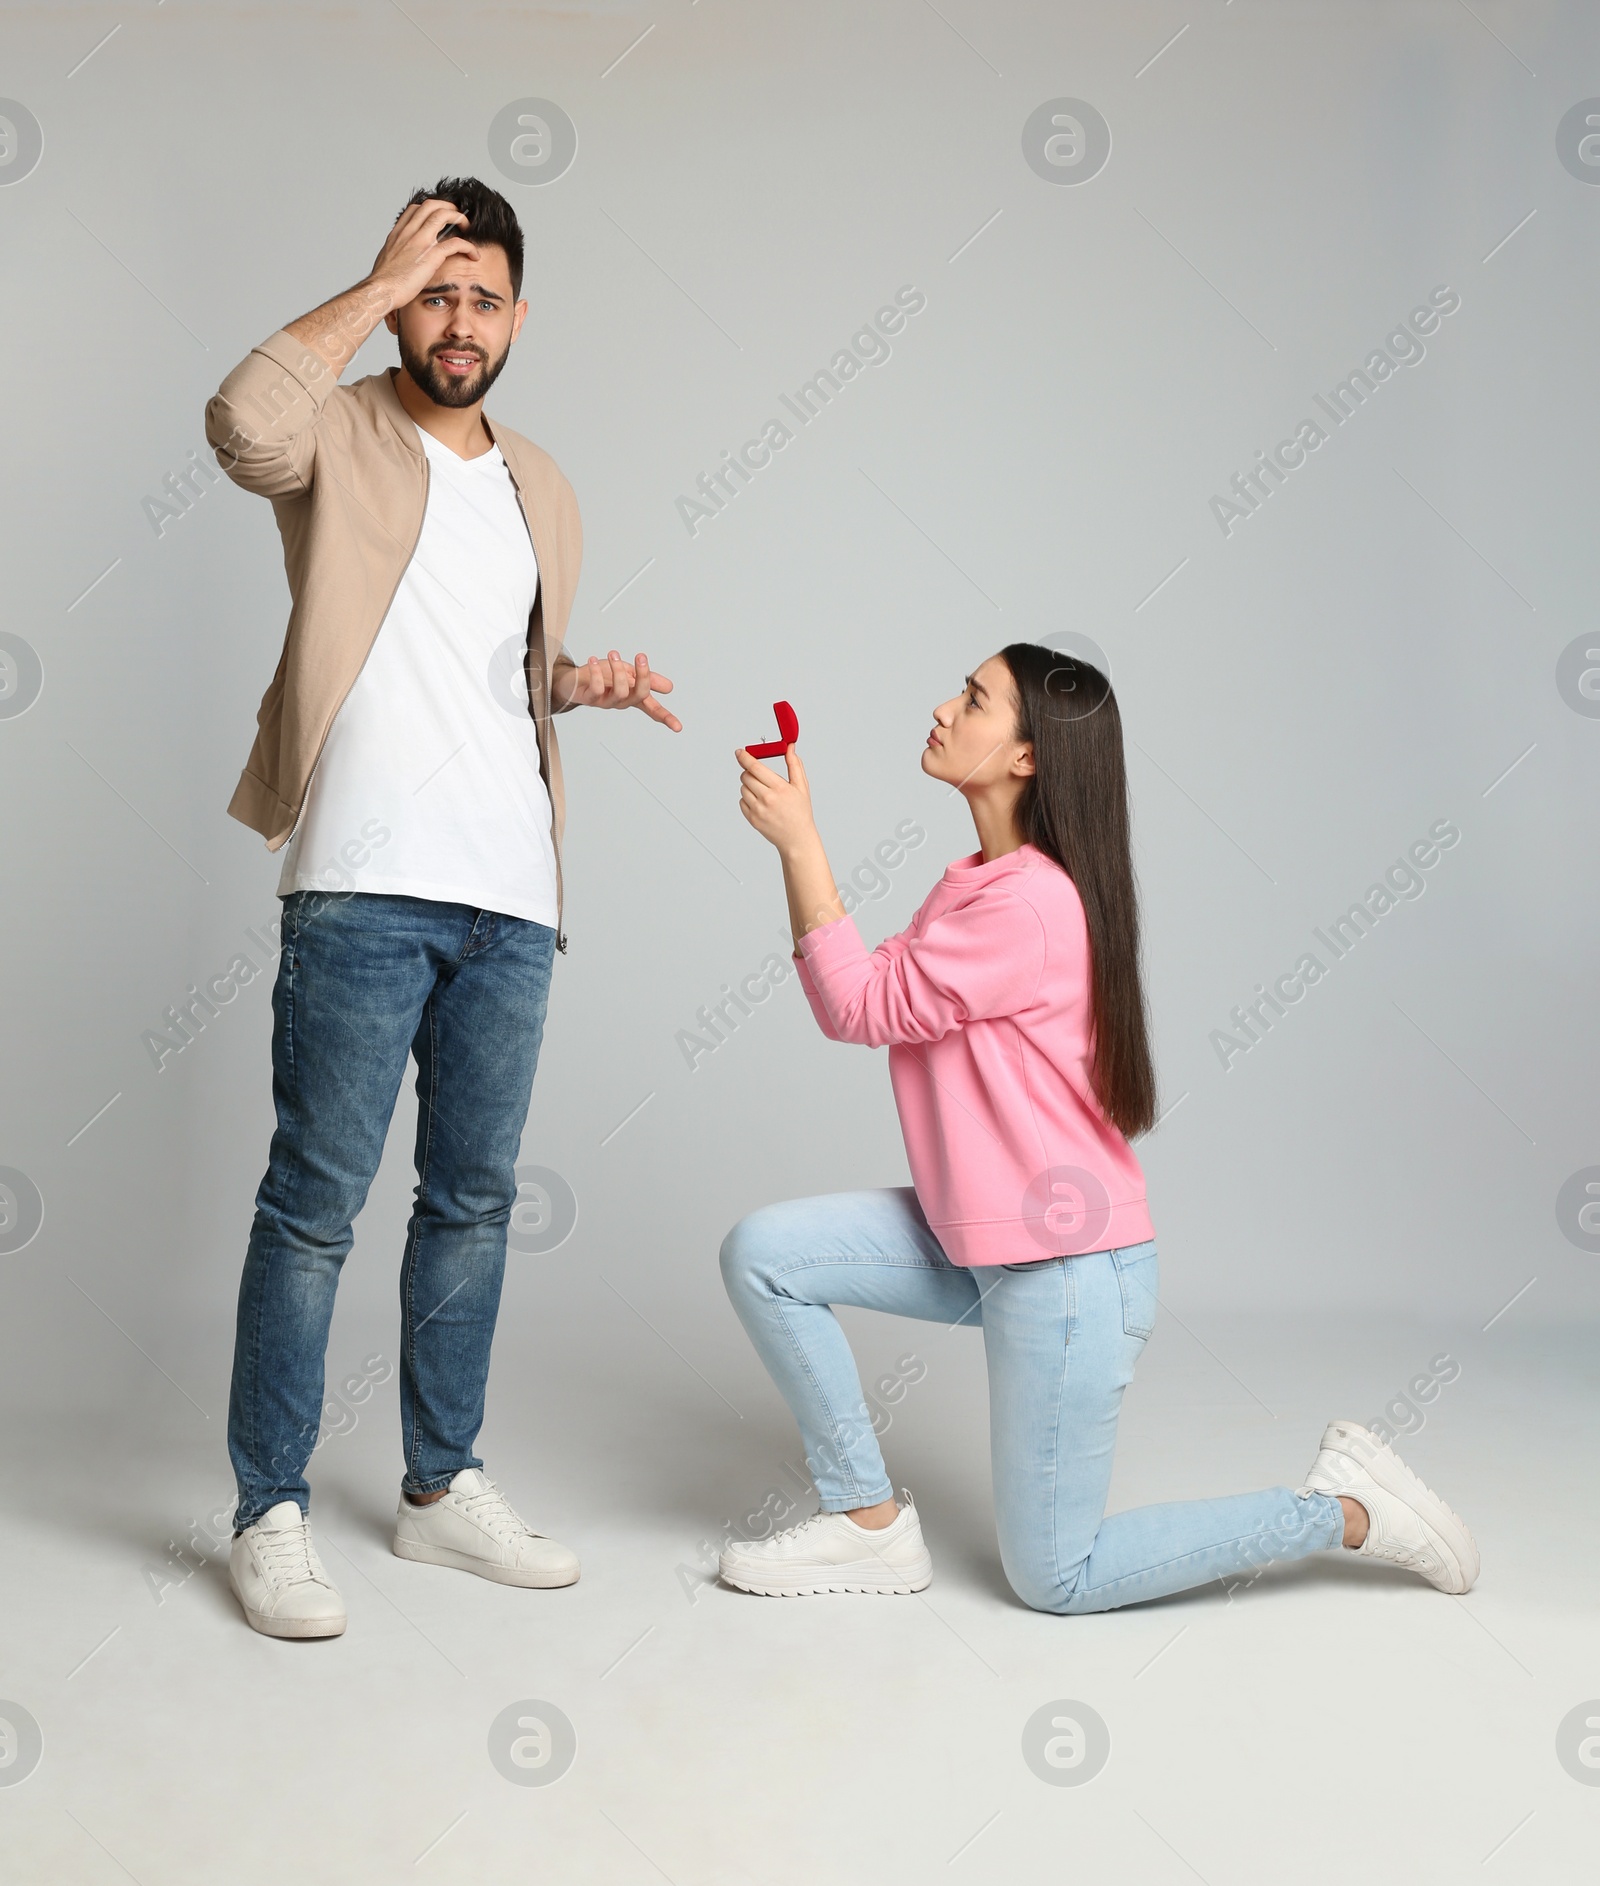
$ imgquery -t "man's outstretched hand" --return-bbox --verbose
[558,650,681,730]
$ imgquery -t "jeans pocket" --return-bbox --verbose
[1112,1244,1159,1340]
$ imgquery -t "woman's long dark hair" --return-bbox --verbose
[1000,642,1158,1138]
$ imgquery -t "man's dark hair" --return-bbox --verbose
[402,175,525,299]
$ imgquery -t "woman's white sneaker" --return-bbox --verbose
[392,1468,579,1587]
[720,1494,933,1596]
[229,1501,347,1639]
[1300,1420,1480,1594]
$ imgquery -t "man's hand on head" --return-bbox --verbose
[285,199,483,380]
[561,651,681,730]
[368,198,481,316]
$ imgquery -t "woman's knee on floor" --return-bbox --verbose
[998,1535,1090,1617]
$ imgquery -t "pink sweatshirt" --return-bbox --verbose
[794,843,1154,1267]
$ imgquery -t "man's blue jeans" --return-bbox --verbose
[228,892,555,1531]
[720,1189,1344,1613]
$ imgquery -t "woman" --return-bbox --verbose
[718,644,1478,1611]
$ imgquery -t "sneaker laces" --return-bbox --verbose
[1358,1503,1441,1573]
[765,1512,833,1548]
[256,1518,327,1587]
[1367,1535,1431,1572]
[452,1476,538,1544]
[760,1510,899,1553]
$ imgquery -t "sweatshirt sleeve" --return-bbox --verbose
[204,328,344,500]
[793,948,843,1041]
[796,893,1046,1047]
[793,929,915,1043]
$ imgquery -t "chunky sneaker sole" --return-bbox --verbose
[719,1556,933,1598]
[390,1534,578,1588]
[719,1497,934,1597]
[1301,1420,1479,1594]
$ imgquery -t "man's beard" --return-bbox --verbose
[398,332,513,409]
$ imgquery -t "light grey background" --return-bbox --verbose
[0,6,1597,1880]
[4,0,1592,1376]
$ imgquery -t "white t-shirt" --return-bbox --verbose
[277,426,559,926]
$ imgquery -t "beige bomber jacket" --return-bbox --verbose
[204,327,583,948]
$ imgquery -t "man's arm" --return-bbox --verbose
[284,197,479,377]
[203,199,480,499]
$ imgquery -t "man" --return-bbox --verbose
[205,176,679,1638]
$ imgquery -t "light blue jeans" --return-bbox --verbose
[720,1188,1343,1614]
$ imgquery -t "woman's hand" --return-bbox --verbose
[736,743,816,855]
[737,742,846,942]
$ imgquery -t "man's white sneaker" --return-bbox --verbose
[1299,1420,1480,1594]
[229,1501,347,1639]
[720,1494,933,1596]
[391,1469,579,1588]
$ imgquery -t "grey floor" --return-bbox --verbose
[3,1304,1595,1884]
